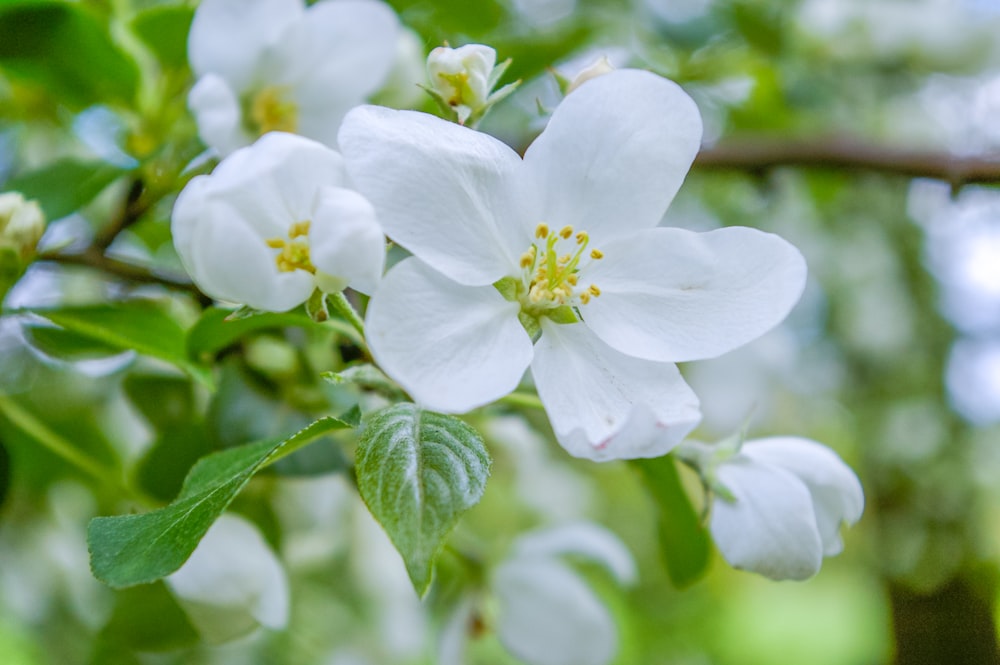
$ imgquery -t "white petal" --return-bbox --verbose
[494,557,617,665]
[522,69,702,243]
[188,0,303,91]
[742,437,864,556]
[167,514,289,642]
[187,74,254,157]
[583,226,807,363]
[207,132,347,229]
[710,458,823,581]
[437,595,476,665]
[171,174,213,283]
[339,105,526,285]
[309,186,385,295]
[532,320,701,461]
[365,258,533,413]
[511,523,637,585]
[191,210,313,311]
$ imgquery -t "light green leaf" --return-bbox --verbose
[5,159,128,221]
[23,324,124,361]
[0,2,139,108]
[18,301,211,386]
[130,5,194,70]
[97,582,198,652]
[631,456,712,588]
[355,403,490,595]
[88,416,351,588]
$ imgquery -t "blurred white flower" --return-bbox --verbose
[187,0,399,155]
[425,43,518,125]
[371,27,427,109]
[439,523,634,665]
[0,192,44,259]
[701,436,864,581]
[172,132,384,311]
[166,513,289,642]
[341,69,806,460]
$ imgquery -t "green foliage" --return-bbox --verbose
[20,301,212,386]
[130,5,195,70]
[0,439,8,512]
[355,403,490,595]
[95,582,199,653]
[632,456,712,588]
[0,2,139,108]
[4,159,129,221]
[186,306,322,361]
[22,325,123,361]
[88,416,351,588]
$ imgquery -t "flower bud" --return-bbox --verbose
[426,44,498,124]
[566,56,615,94]
[0,192,45,259]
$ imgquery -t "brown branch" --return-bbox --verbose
[693,138,1000,186]
[39,249,206,300]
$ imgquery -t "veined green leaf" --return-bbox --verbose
[631,456,712,588]
[88,416,351,588]
[355,403,490,595]
[5,159,128,221]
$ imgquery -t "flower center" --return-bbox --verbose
[250,86,298,135]
[519,223,603,314]
[266,221,314,274]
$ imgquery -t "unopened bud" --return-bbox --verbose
[566,56,615,94]
[426,44,498,124]
[0,192,45,259]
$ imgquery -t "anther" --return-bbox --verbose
[588,284,601,297]
[575,231,588,245]
[559,225,574,239]
[590,249,604,260]
[580,292,591,304]
[266,238,286,249]
[535,223,549,239]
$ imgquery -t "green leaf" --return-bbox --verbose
[88,416,351,588]
[355,403,490,595]
[631,456,711,588]
[0,439,9,512]
[187,306,320,360]
[0,2,139,108]
[23,324,124,361]
[130,5,194,70]
[97,582,198,652]
[136,424,211,503]
[19,301,212,386]
[122,373,194,429]
[5,159,128,221]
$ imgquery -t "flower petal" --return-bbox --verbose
[532,320,701,461]
[339,105,526,285]
[494,557,617,665]
[742,437,864,556]
[309,186,385,295]
[511,523,637,585]
[188,0,303,92]
[366,258,533,413]
[522,69,702,243]
[187,74,254,157]
[190,209,313,311]
[711,458,823,581]
[166,514,289,642]
[583,226,807,363]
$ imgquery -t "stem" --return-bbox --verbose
[38,250,205,299]
[0,396,152,505]
[497,391,545,410]
[326,291,366,339]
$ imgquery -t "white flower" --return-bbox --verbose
[187,0,400,156]
[339,69,807,461]
[425,44,498,124]
[166,514,289,642]
[708,436,864,581]
[172,132,384,311]
[439,523,635,665]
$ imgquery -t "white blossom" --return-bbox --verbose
[339,69,807,461]
[0,192,45,258]
[166,514,289,642]
[172,132,384,311]
[425,44,499,124]
[187,0,399,156]
[707,436,864,580]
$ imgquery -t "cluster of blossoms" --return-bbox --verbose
[172,0,865,649]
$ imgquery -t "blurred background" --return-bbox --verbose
[2,0,1000,663]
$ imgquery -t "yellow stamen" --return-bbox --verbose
[250,86,299,134]
[590,249,604,260]
[575,231,588,245]
[567,274,579,286]
[535,223,549,239]
[289,220,311,238]
[266,238,286,249]
[559,225,574,239]
[579,292,591,304]
[588,284,601,297]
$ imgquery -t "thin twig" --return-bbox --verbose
[38,249,205,298]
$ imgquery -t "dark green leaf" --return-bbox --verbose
[355,403,490,595]
[632,456,712,588]
[130,5,194,69]
[0,2,139,108]
[123,373,194,429]
[136,424,211,502]
[97,582,198,652]
[23,324,124,361]
[20,301,212,386]
[5,159,128,221]
[0,439,9,512]
[88,416,351,588]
